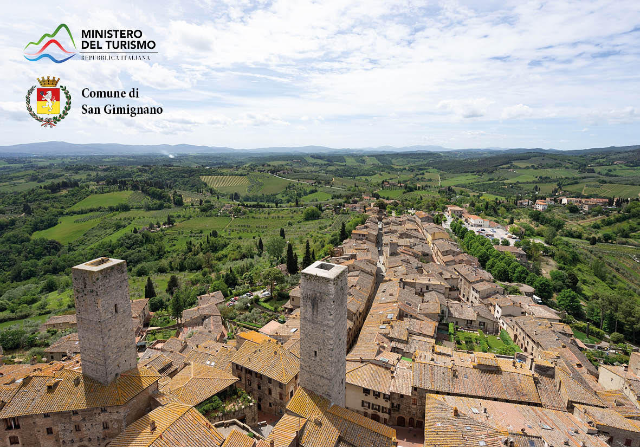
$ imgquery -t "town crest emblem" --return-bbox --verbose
[26,76,71,127]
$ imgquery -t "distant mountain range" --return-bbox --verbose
[0,141,638,157]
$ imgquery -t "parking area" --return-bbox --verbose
[443,215,519,246]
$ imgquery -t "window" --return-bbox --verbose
[383,394,390,401]
[43,413,50,418]
[268,378,272,384]
[72,411,79,415]
[257,383,261,390]
[412,398,417,405]
[247,379,252,387]
[361,400,370,409]
[114,304,118,314]
[373,391,381,398]
[268,388,272,396]
[5,418,20,430]
[624,440,632,447]
[75,424,81,432]
[279,393,283,401]
[290,390,294,398]
[363,388,370,395]
[100,407,107,413]
[279,383,283,390]
[103,422,109,430]
[314,350,317,357]
[479,321,485,328]
[372,404,380,411]
[46,428,53,435]
[9,436,18,445]
[466,320,473,325]
[268,402,272,408]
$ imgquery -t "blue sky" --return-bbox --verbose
[0,0,639,149]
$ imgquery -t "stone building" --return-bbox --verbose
[299,261,348,407]
[231,337,299,415]
[42,314,77,332]
[72,257,137,385]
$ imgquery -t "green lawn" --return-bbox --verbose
[69,191,133,211]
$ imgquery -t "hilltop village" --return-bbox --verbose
[1,206,640,447]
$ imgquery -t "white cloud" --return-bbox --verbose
[437,98,493,119]
[501,104,533,120]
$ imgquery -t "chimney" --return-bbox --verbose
[150,420,157,432]
[453,407,459,417]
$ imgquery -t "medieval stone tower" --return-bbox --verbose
[300,261,348,407]
[72,257,137,385]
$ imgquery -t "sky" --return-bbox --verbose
[0,0,639,150]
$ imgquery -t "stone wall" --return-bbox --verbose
[300,261,348,408]
[72,258,137,385]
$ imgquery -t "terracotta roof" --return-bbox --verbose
[424,394,508,447]
[267,413,306,447]
[346,363,392,394]
[131,298,149,317]
[574,404,640,433]
[198,291,225,306]
[44,314,77,325]
[0,366,161,418]
[44,333,80,355]
[221,429,255,447]
[163,363,238,406]
[232,338,299,384]
[237,330,273,345]
[433,394,608,447]
[284,387,396,447]
[108,402,225,446]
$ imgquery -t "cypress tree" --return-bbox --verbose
[144,277,156,298]
[286,243,298,275]
[258,237,264,255]
[340,222,348,241]
[280,228,285,239]
[302,240,313,268]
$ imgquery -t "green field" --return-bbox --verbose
[301,191,332,202]
[69,191,133,211]
[201,175,250,190]
[32,213,108,244]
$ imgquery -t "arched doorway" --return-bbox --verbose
[409,417,415,427]
[396,416,406,427]
[371,414,380,423]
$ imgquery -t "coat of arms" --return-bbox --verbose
[26,76,71,127]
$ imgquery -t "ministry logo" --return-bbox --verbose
[23,24,77,63]
[26,76,72,127]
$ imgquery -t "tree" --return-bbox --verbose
[166,275,179,296]
[533,277,553,301]
[302,240,313,268]
[149,296,165,312]
[589,236,597,245]
[544,227,557,245]
[303,207,321,221]
[258,237,264,255]
[265,236,286,260]
[224,268,238,289]
[340,222,348,242]
[145,277,156,298]
[556,289,583,316]
[280,228,285,239]
[286,243,298,275]
[169,293,185,324]
[263,267,285,297]
[610,332,624,344]
[501,238,510,246]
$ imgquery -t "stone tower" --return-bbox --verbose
[72,257,137,385]
[300,261,348,407]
